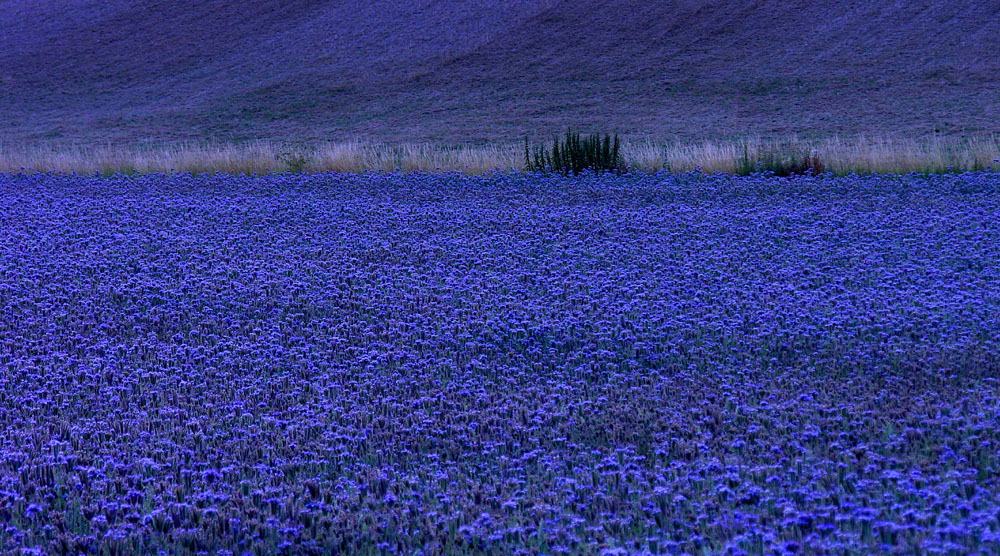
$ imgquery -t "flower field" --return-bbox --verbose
[1,171,998,555]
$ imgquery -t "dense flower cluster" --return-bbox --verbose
[0,171,998,555]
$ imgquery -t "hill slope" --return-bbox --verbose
[2,0,998,143]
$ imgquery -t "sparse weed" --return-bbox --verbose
[274,144,313,173]
[735,144,824,176]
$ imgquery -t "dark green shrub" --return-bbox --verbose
[525,130,623,176]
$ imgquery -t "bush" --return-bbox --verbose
[525,130,623,176]
[735,145,824,176]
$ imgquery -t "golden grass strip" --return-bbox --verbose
[1,136,998,175]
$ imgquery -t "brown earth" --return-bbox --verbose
[2,0,997,144]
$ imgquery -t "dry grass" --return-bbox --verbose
[2,136,999,175]
[625,135,1000,174]
[309,142,522,174]
[0,141,526,176]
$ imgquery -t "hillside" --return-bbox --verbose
[2,0,998,144]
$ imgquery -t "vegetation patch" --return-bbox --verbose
[524,129,623,175]
[1,135,998,175]
[735,144,825,176]
[274,144,313,173]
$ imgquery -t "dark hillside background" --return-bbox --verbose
[2,0,998,144]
